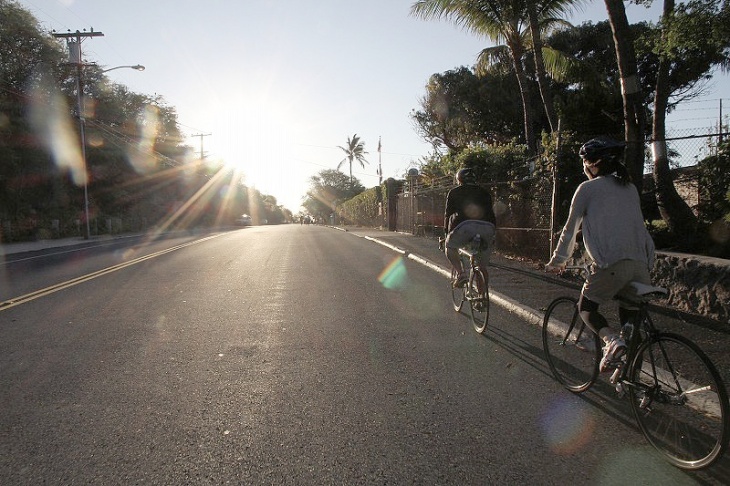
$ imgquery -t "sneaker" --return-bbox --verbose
[599,335,626,372]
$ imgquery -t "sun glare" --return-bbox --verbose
[206,95,306,210]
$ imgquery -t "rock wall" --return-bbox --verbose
[652,252,730,325]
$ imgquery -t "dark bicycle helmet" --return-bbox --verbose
[579,137,626,162]
[455,167,477,185]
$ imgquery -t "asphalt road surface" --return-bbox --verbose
[1,225,727,484]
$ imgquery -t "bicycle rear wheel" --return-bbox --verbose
[468,268,489,334]
[542,297,600,393]
[451,268,465,312]
[628,332,729,469]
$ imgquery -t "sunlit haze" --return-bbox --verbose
[20,0,730,212]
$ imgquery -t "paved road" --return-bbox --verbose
[1,225,728,484]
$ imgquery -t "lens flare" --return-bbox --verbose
[378,256,407,289]
[28,72,86,186]
[540,395,596,455]
[128,104,160,174]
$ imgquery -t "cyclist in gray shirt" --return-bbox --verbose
[546,138,656,372]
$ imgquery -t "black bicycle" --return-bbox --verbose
[440,234,490,333]
[542,265,729,469]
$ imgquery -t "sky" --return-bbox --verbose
[18,0,730,213]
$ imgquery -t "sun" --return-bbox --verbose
[205,95,307,211]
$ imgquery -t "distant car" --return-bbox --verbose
[235,214,252,226]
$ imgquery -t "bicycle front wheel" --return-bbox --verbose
[542,297,600,393]
[451,269,465,312]
[468,268,489,334]
[629,333,729,469]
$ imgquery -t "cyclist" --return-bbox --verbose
[444,168,497,287]
[546,137,655,372]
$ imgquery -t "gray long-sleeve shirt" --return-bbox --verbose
[548,175,655,270]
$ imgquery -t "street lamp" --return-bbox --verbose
[101,64,145,73]
[76,64,144,239]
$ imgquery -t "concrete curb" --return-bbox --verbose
[359,234,544,328]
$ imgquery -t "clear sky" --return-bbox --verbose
[19,0,730,212]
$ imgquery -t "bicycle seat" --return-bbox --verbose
[628,282,669,299]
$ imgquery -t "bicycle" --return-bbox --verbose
[439,234,490,334]
[542,265,729,470]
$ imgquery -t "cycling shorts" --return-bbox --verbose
[582,259,651,307]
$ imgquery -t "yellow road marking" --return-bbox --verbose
[0,234,224,312]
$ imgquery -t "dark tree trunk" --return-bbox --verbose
[604,0,646,196]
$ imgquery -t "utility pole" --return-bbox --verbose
[719,99,723,147]
[53,29,104,240]
[377,136,382,186]
[192,133,212,160]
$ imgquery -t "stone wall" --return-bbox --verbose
[652,252,730,325]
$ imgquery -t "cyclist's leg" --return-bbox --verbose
[579,260,637,338]
[445,222,476,282]
[581,260,646,371]
[615,262,652,326]
[474,222,495,294]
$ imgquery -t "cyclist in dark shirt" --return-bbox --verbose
[444,168,497,287]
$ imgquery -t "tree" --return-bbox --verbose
[547,21,641,138]
[411,66,524,152]
[0,0,199,239]
[603,0,647,194]
[0,1,71,237]
[411,0,578,156]
[336,134,369,184]
[412,0,538,155]
[647,0,730,248]
[525,0,581,133]
[302,169,365,220]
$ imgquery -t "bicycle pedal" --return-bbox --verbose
[615,382,625,398]
[639,395,651,409]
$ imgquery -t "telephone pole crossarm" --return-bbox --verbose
[192,133,212,160]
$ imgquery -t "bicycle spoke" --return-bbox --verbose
[629,334,729,469]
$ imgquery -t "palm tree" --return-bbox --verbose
[525,0,580,133]
[411,0,578,155]
[412,0,538,155]
[337,134,369,184]
[603,0,645,194]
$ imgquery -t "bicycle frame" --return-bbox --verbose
[542,266,729,469]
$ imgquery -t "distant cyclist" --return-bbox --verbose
[444,168,497,287]
[546,137,656,372]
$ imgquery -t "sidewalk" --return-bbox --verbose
[1,236,102,256]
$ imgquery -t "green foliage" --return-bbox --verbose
[633,0,730,108]
[302,169,365,219]
[410,66,524,151]
[419,141,530,184]
[340,186,382,227]
[547,21,654,136]
[456,142,531,181]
